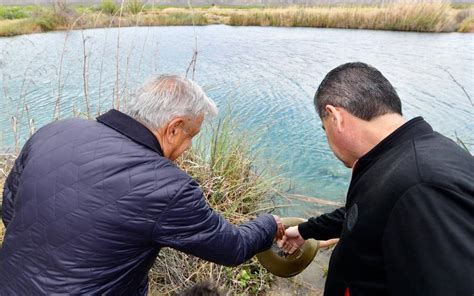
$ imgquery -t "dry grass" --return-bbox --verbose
[0,154,15,246]
[149,117,281,295]
[0,2,472,37]
[227,2,462,32]
[0,223,4,246]
[457,13,474,32]
[0,19,41,36]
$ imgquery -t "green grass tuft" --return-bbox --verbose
[0,6,29,20]
[127,0,146,15]
[98,0,119,15]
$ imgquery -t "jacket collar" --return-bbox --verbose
[349,116,433,195]
[97,109,164,156]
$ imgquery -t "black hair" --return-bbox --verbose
[314,62,402,120]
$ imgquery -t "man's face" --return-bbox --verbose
[163,114,204,161]
[322,114,353,168]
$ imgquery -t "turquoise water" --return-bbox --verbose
[1,26,473,214]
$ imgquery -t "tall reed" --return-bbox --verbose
[228,2,458,32]
[149,116,281,295]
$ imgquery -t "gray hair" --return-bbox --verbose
[315,62,402,120]
[126,75,218,130]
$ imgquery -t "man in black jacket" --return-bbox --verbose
[280,63,474,295]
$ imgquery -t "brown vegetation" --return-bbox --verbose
[0,154,14,245]
[149,118,281,294]
[227,2,472,32]
[0,2,473,37]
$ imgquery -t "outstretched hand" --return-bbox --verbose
[319,238,339,248]
[278,226,340,254]
[278,226,305,254]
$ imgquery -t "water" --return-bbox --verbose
[1,26,473,214]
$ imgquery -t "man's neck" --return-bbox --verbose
[357,113,406,159]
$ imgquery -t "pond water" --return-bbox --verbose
[0,25,473,215]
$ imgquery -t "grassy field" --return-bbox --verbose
[0,1,472,37]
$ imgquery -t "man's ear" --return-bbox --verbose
[165,118,185,141]
[325,105,343,132]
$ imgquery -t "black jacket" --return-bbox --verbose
[298,117,474,296]
[0,110,277,295]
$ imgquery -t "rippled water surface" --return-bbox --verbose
[1,26,473,212]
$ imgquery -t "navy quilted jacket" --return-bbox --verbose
[0,110,277,295]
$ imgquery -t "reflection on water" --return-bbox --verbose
[0,25,473,214]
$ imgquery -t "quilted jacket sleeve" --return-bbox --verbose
[152,178,277,266]
[2,140,31,227]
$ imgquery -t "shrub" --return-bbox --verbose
[458,15,474,32]
[33,15,60,31]
[127,0,145,15]
[145,12,208,26]
[99,0,119,15]
[0,6,29,20]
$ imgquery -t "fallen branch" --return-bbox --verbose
[439,66,473,106]
[286,194,344,207]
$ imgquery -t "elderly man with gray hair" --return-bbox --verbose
[0,75,283,295]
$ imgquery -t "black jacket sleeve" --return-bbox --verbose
[152,179,277,266]
[383,184,474,296]
[297,207,346,240]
